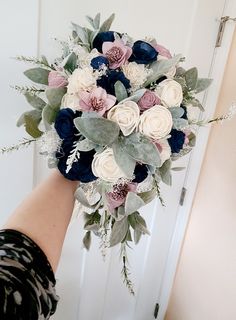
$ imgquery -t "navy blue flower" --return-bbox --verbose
[132,164,148,183]
[56,140,97,182]
[54,108,81,141]
[129,40,158,64]
[168,129,186,154]
[91,56,109,70]
[97,70,131,95]
[92,31,115,52]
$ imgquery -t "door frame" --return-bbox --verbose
[158,0,236,318]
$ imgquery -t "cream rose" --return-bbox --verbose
[107,101,140,136]
[155,79,183,107]
[62,93,80,110]
[157,56,176,78]
[92,148,127,183]
[122,62,150,91]
[139,105,173,140]
[67,66,97,95]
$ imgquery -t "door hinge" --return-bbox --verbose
[179,187,187,206]
[216,16,236,47]
[154,303,159,318]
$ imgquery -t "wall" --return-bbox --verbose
[166,27,236,320]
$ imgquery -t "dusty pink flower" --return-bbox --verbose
[79,87,116,115]
[137,90,161,111]
[48,71,68,88]
[155,44,172,59]
[102,39,132,69]
[183,129,192,145]
[107,182,137,211]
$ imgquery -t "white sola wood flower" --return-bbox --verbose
[67,66,98,95]
[139,105,173,140]
[107,101,140,136]
[92,148,127,183]
[122,62,150,91]
[155,79,183,107]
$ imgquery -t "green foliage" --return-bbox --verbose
[110,217,129,247]
[76,138,97,152]
[99,13,115,32]
[173,118,188,130]
[114,81,128,102]
[125,192,145,215]
[128,212,150,236]
[24,67,50,85]
[123,89,146,103]
[24,92,46,110]
[63,52,78,73]
[138,188,157,204]
[83,231,92,250]
[112,140,136,178]
[158,159,172,185]
[195,78,213,93]
[120,133,161,167]
[184,67,198,91]
[169,107,185,119]
[45,87,66,108]
[17,109,41,127]
[42,104,58,129]
[74,117,120,145]
[24,114,43,138]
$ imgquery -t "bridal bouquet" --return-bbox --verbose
[4,13,234,293]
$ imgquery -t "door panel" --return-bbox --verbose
[36,1,226,319]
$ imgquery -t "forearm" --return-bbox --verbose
[3,170,78,272]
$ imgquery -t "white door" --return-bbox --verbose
[34,1,226,319]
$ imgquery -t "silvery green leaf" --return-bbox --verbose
[47,157,58,169]
[77,138,97,152]
[138,188,157,204]
[195,78,213,93]
[24,68,50,85]
[24,114,43,138]
[74,117,120,145]
[84,222,99,232]
[169,107,184,119]
[42,104,58,130]
[188,132,196,147]
[83,231,91,250]
[134,229,142,244]
[128,212,150,235]
[64,52,77,73]
[82,111,101,118]
[173,118,188,130]
[75,187,96,208]
[71,22,89,44]
[112,140,136,178]
[122,89,146,103]
[184,67,198,90]
[189,98,204,111]
[45,87,66,108]
[89,30,99,45]
[24,93,46,110]
[110,217,129,247]
[124,228,132,242]
[114,81,128,102]
[175,67,186,76]
[159,159,172,185]
[86,15,95,28]
[171,166,185,171]
[174,77,186,89]
[144,54,182,86]
[171,147,192,161]
[117,206,126,220]
[93,13,101,29]
[17,109,41,127]
[125,192,145,215]
[121,133,161,167]
[99,13,115,32]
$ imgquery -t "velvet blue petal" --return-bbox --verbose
[54,108,81,141]
[91,56,109,70]
[132,164,148,183]
[168,129,186,154]
[97,70,130,95]
[92,31,115,52]
[129,40,158,64]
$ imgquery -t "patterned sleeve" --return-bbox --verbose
[0,229,59,319]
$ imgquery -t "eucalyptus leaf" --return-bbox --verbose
[173,118,188,130]
[83,231,91,250]
[159,159,172,185]
[195,78,213,93]
[138,188,157,204]
[169,107,184,119]
[114,81,128,102]
[112,140,136,178]
[121,133,161,167]
[46,87,66,108]
[99,13,115,32]
[125,192,145,215]
[24,93,46,110]
[144,54,182,86]
[24,114,43,138]
[74,117,120,145]
[184,67,198,90]
[77,138,97,152]
[122,89,146,103]
[17,109,41,127]
[64,52,78,73]
[24,68,50,85]
[110,217,129,247]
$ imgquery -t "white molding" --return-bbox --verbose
[158,0,236,319]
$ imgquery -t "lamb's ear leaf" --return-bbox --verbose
[125,192,145,215]
[184,67,198,90]
[24,93,46,110]
[24,68,50,85]
[99,13,115,32]
[83,231,91,250]
[24,114,43,138]
[195,78,213,93]
[45,87,66,108]
[42,104,58,129]
[74,117,120,145]
[110,217,129,247]
[112,140,136,178]
[114,81,128,102]
[17,110,41,127]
